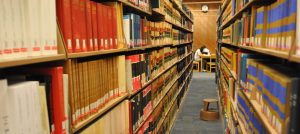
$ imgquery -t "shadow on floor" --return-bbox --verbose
[171,72,223,134]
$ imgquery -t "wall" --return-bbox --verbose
[187,4,220,53]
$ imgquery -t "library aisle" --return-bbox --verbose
[171,72,223,134]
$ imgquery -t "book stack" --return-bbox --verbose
[245,60,300,133]
[237,92,267,133]
[130,85,152,132]
[149,21,173,46]
[67,57,124,126]
[222,26,232,44]
[126,53,150,93]
[149,49,165,79]
[173,29,179,45]
[164,0,173,22]
[177,45,188,59]
[0,67,68,134]
[163,47,178,68]
[179,31,193,43]
[57,0,120,53]
[222,0,233,23]
[151,75,165,108]
[123,14,149,48]
[0,0,57,60]
[221,47,237,73]
[81,100,130,134]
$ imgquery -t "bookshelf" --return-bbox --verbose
[0,0,194,134]
[217,0,300,133]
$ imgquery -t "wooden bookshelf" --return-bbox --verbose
[134,62,192,133]
[167,78,191,133]
[68,48,128,58]
[0,54,66,68]
[156,70,192,132]
[72,93,129,133]
[240,91,277,134]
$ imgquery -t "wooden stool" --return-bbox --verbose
[193,61,200,72]
[200,99,219,121]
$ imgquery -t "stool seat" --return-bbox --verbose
[203,98,218,103]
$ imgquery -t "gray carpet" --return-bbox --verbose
[171,72,223,134]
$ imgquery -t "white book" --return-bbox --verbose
[40,0,50,56]
[38,85,50,134]
[123,15,130,48]
[49,0,57,55]
[296,0,300,55]
[0,79,8,134]
[63,74,69,134]
[19,0,29,58]
[11,0,22,58]
[3,0,14,59]
[25,0,41,56]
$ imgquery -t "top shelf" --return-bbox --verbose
[220,0,258,29]
[118,0,152,15]
[220,42,300,64]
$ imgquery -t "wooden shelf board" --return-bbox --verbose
[237,115,247,134]
[68,48,128,58]
[118,0,152,15]
[0,54,66,68]
[152,8,166,16]
[173,41,193,46]
[165,19,193,33]
[72,93,129,133]
[134,62,192,133]
[239,46,289,59]
[289,55,300,63]
[240,91,277,134]
[221,42,290,60]
[221,0,258,29]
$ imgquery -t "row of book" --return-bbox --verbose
[132,54,192,133]
[223,0,299,54]
[81,100,130,134]
[128,0,150,12]
[0,0,57,60]
[58,0,120,53]
[245,59,300,133]
[67,57,124,126]
[136,68,192,134]
[0,67,68,134]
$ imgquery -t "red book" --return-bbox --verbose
[79,0,87,52]
[71,0,81,52]
[57,0,73,53]
[103,5,109,50]
[96,3,104,50]
[107,6,113,49]
[24,67,66,134]
[85,0,94,51]
[91,1,99,50]
[111,7,117,49]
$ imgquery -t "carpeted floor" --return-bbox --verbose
[171,72,223,134]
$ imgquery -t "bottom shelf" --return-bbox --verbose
[72,93,129,132]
